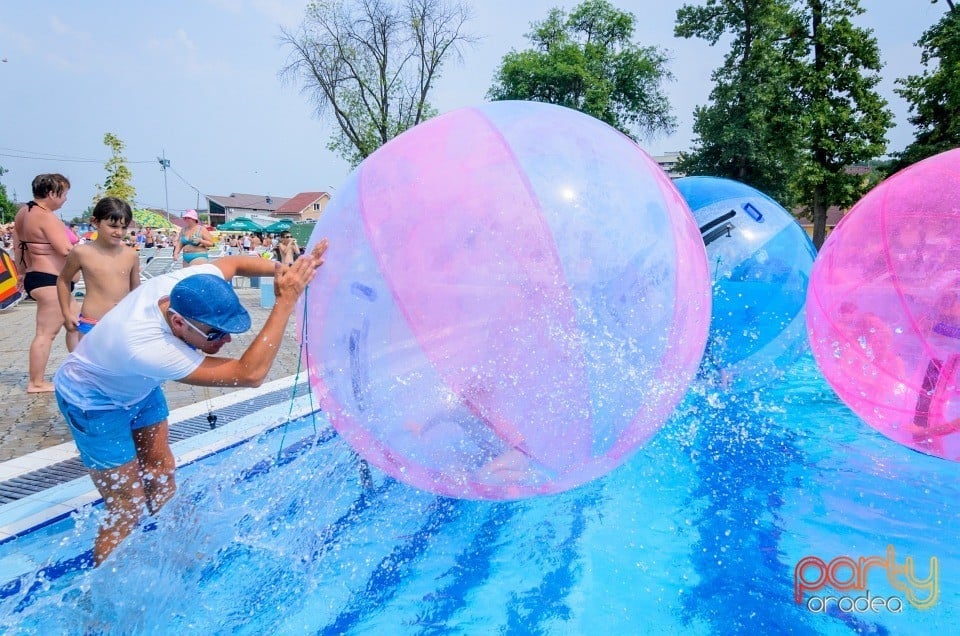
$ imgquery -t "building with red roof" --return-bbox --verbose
[272,192,330,222]
[205,191,330,226]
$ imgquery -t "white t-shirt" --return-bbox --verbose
[54,264,224,410]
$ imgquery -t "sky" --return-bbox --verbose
[0,0,946,220]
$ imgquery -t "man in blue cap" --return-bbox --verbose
[53,239,328,565]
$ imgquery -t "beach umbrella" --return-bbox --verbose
[0,247,24,310]
[133,209,176,228]
[217,217,264,232]
[261,219,293,234]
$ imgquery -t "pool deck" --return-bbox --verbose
[0,282,308,464]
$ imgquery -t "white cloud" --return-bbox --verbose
[146,28,198,55]
[251,0,307,28]
[145,28,232,77]
[206,0,245,14]
[204,0,305,27]
[49,15,71,35]
[0,22,35,57]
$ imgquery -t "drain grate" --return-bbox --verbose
[0,382,311,505]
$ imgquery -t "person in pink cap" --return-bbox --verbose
[172,208,214,266]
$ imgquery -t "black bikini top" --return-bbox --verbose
[17,201,54,266]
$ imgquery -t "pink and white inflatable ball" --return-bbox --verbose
[807,148,960,460]
[301,101,711,499]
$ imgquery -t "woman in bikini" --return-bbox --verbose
[12,173,78,393]
[172,209,214,267]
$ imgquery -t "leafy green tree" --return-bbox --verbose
[71,205,96,225]
[280,0,475,167]
[488,0,675,140]
[675,0,891,248]
[790,0,892,248]
[94,132,137,205]
[889,1,960,172]
[0,167,19,224]
[675,0,805,204]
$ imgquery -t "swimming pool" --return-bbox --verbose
[0,354,955,634]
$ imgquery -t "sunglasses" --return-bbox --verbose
[170,310,229,342]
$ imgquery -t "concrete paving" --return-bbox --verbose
[0,280,308,462]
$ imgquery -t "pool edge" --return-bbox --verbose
[0,376,320,541]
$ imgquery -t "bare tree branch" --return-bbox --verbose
[279,0,475,166]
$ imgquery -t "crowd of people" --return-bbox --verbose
[5,172,325,564]
[68,225,300,261]
[1,223,16,251]
[0,219,297,262]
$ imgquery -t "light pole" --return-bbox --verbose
[157,152,171,222]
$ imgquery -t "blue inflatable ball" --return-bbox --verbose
[675,176,816,392]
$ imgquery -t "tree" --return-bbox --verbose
[675,0,891,248]
[280,0,475,167]
[94,132,137,205]
[0,167,18,224]
[791,0,892,249]
[69,211,93,225]
[487,0,675,140]
[890,1,960,171]
[675,0,805,204]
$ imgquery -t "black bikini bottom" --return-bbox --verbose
[24,271,72,300]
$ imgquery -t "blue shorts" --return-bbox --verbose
[77,314,97,336]
[55,387,170,471]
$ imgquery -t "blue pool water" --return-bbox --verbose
[1,353,956,634]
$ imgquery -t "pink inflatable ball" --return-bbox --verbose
[806,148,960,460]
[302,100,711,499]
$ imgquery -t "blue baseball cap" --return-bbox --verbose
[169,274,251,333]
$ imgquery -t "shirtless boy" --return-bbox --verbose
[57,197,140,343]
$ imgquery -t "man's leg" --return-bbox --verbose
[88,460,146,566]
[134,420,177,513]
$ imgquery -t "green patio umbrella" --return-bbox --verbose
[217,217,264,232]
[261,219,293,234]
[133,209,176,228]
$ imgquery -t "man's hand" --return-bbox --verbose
[274,238,328,304]
[182,238,331,389]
